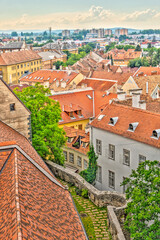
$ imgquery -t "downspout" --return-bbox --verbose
[93,90,95,118]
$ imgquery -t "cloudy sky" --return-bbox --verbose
[1,0,160,30]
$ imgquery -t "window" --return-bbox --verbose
[37,61,38,64]
[139,154,146,164]
[21,64,23,68]
[31,62,33,66]
[34,61,36,65]
[34,68,36,71]
[63,151,67,161]
[21,71,23,75]
[70,112,74,118]
[24,64,26,67]
[82,142,86,148]
[18,72,20,76]
[69,153,74,163]
[10,103,15,111]
[109,171,115,189]
[78,124,82,130]
[109,144,115,160]
[97,166,102,183]
[123,149,130,166]
[77,156,82,167]
[17,65,19,69]
[67,137,72,143]
[84,160,88,169]
[96,139,102,155]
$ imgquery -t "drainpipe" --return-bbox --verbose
[93,90,95,118]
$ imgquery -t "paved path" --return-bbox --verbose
[70,187,111,240]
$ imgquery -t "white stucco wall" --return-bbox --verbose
[91,126,160,193]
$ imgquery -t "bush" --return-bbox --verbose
[81,189,88,199]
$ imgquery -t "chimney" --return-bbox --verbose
[132,93,140,108]
[61,82,66,88]
[56,80,59,87]
[117,92,126,101]
[139,100,146,110]
[44,80,49,88]
[146,82,149,94]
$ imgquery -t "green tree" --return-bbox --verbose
[135,44,142,51]
[80,145,98,184]
[11,31,18,37]
[54,61,63,69]
[14,84,66,165]
[121,160,160,240]
[105,42,116,52]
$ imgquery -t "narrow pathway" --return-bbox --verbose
[69,186,111,240]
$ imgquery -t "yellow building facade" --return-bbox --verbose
[59,119,89,131]
[0,59,42,84]
[0,50,42,84]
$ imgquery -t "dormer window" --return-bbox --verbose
[128,122,139,132]
[78,110,82,116]
[69,112,73,118]
[109,117,118,126]
[67,137,73,143]
[98,115,105,121]
[152,129,160,139]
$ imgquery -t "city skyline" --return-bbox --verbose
[0,0,160,30]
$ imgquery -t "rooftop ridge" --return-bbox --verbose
[0,144,65,190]
[111,102,160,118]
[87,77,117,83]
[14,149,23,240]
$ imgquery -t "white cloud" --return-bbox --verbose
[122,9,157,22]
[0,6,160,30]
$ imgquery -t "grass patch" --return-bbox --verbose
[82,216,96,240]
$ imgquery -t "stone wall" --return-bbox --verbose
[47,161,130,239]
[47,161,126,208]
[0,78,31,140]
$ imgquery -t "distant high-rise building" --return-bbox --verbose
[115,29,121,36]
[62,30,70,38]
[105,29,112,36]
[90,28,98,34]
[98,28,104,38]
[120,28,128,36]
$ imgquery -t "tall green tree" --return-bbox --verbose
[80,145,98,184]
[14,84,66,165]
[135,44,142,51]
[121,160,160,240]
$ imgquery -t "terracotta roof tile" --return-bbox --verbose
[90,70,131,86]
[64,126,89,155]
[50,90,94,124]
[134,75,160,96]
[91,102,160,148]
[20,69,79,86]
[0,50,41,65]
[78,78,116,91]
[133,66,160,77]
[0,147,87,239]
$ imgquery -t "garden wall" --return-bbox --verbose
[47,161,129,239]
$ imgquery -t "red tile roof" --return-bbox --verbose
[78,78,117,91]
[91,102,160,148]
[50,90,94,124]
[64,126,89,155]
[90,70,131,86]
[0,50,41,65]
[0,147,87,239]
[106,48,142,61]
[0,120,52,175]
[133,66,160,77]
[20,69,79,86]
